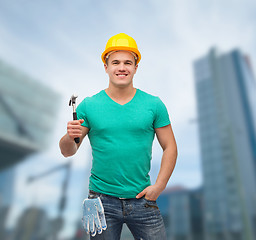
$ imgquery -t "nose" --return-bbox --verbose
[118,63,126,71]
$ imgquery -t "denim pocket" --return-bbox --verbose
[143,197,159,209]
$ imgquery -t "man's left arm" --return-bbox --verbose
[136,124,178,201]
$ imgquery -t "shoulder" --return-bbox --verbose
[137,89,169,116]
[137,89,159,101]
[137,89,162,105]
[80,90,105,104]
[77,90,105,113]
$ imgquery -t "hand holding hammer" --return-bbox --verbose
[69,94,81,143]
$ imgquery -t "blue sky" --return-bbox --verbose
[1,0,256,238]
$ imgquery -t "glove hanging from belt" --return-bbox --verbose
[82,197,107,237]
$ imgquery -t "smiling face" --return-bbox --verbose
[104,51,138,89]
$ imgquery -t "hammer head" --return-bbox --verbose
[69,94,78,106]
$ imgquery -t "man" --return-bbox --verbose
[59,33,177,240]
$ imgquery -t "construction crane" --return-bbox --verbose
[27,160,72,240]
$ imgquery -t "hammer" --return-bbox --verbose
[69,94,80,144]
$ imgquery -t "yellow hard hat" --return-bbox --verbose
[101,33,141,64]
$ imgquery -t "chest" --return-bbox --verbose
[87,103,155,134]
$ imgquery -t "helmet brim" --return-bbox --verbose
[101,46,141,64]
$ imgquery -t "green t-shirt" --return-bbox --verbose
[76,89,170,198]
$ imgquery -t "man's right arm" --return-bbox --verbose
[59,119,89,157]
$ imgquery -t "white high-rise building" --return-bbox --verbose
[193,48,256,240]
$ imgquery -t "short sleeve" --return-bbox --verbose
[76,98,90,129]
[153,97,171,129]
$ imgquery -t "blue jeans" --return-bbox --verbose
[88,190,167,240]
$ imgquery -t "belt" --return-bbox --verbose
[89,190,129,200]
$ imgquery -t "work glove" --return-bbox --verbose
[82,197,107,237]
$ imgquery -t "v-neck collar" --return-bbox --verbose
[103,89,139,106]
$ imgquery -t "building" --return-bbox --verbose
[12,207,49,240]
[0,167,15,207]
[189,188,204,240]
[0,167,15,239]
[193,48,256,240]
[157,186,204,240]
[0,58,60,171]
[0,58,60,239]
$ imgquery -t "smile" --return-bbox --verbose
[116,74,128,77]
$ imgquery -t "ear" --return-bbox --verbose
[134,64,138,73]
[104,64,108,72]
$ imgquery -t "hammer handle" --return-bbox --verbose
[73,112,80,144]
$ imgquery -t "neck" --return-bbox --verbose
[106,84,136,100]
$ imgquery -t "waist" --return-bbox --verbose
[89,190,129,200]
